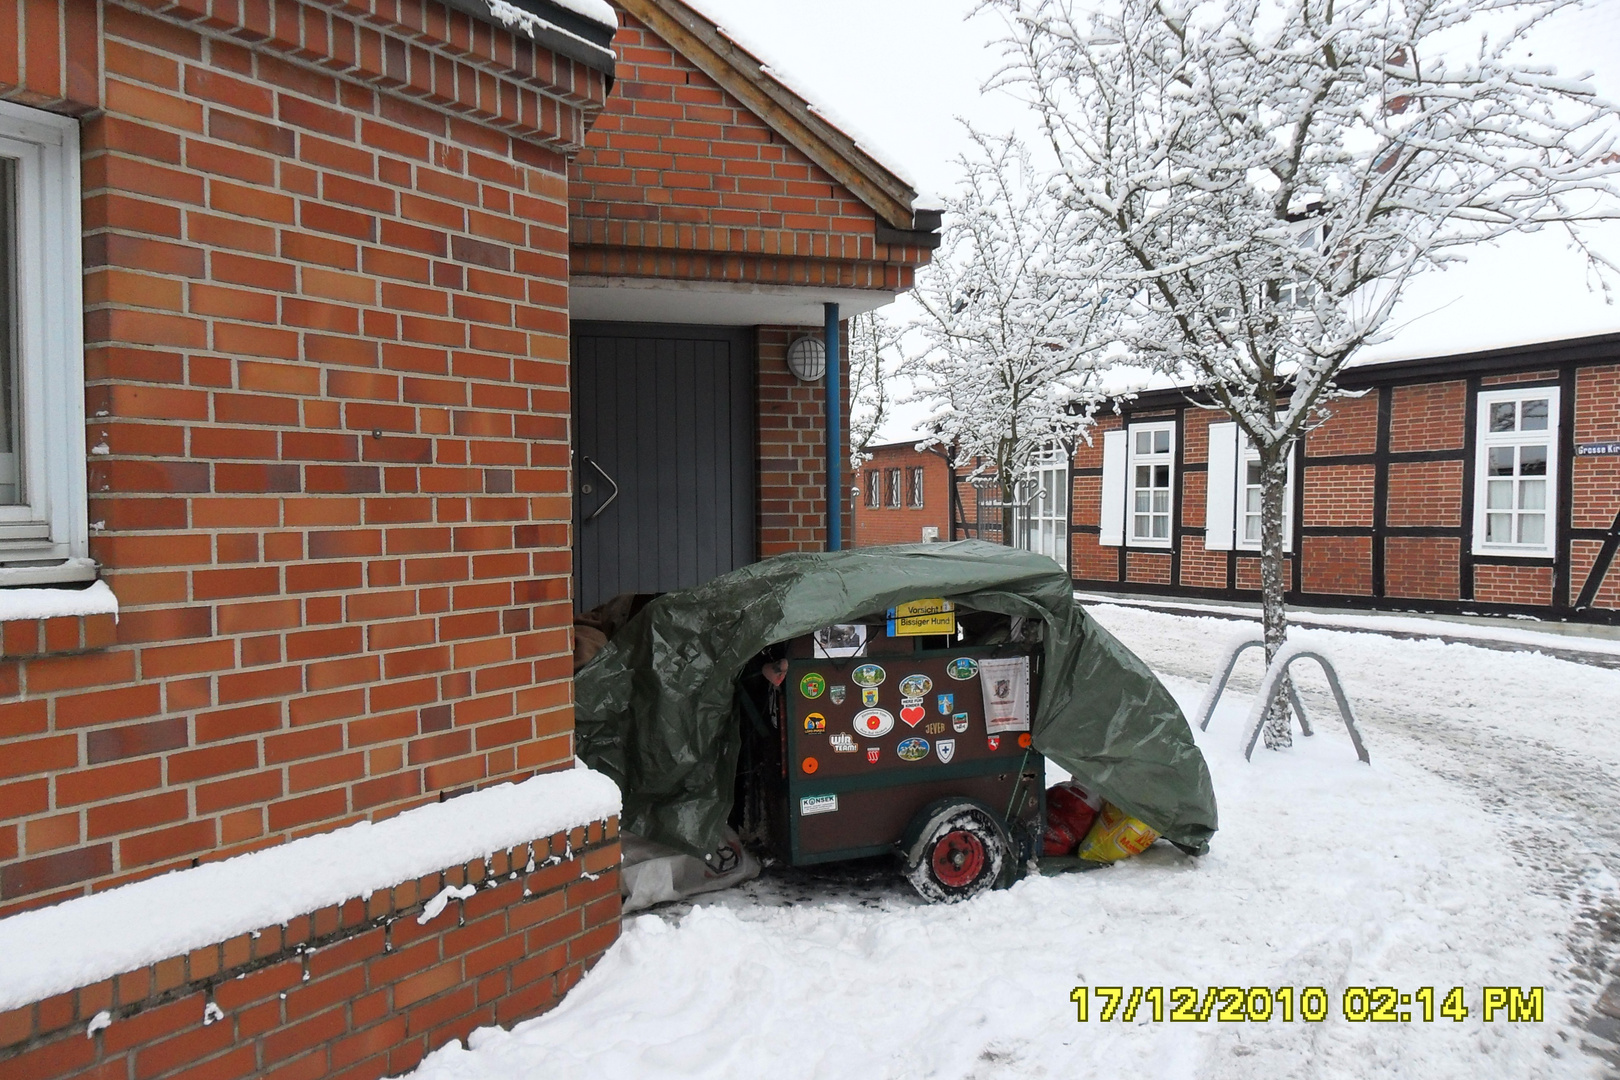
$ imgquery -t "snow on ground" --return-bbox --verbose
[407,607,1620,1080]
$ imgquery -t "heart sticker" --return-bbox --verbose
[900,705,926,727]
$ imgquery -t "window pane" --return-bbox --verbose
[1135,430,1151,455]
[1245,488,1261,513]
[1244,516,1260,542]
[1519,445,1547,476]
[1135,491,1150,513]
[1135,465,1150,489]
[1154,464,1169,487]
[1152,491,1168,513]
[1489,402,1516,432]
[0,157,17,506]
[1520,399,1548,431]
[1152,517,1168,539]
[1153,430,1169,454]
[1487,447,1515,476]
[1518,514,1545,546]
[1486,479,1513,510]
[1487,513,1513,542]
[1519,478,1546,511]
[1133,514,1149,537]
[1246,462,1261,486]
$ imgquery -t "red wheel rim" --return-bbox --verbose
[931,829,986,888]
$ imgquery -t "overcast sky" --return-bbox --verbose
[682,1,1620,440]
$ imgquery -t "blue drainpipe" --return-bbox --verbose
[824,302,842,552]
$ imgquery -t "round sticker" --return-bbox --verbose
[852,664,886,688]
[896,737,930,762]
[946,657,979,681]
[1018,732,1032,748]
[804,713,826,734]
[799,672,826,699]
[898,674,933,698]
[802,756,819,774]
[853,708,894,738]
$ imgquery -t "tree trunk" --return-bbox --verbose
[1259,442,1293,750]
[1000,477,1018,548]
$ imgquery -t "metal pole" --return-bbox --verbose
[825,302,841,552]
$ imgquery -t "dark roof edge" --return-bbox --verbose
[1112,330,1620,411]
[622,0,931,234]
[441,0,618,77]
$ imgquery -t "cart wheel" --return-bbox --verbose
[902,801,1008,904]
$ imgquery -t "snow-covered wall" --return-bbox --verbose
[0,768,620,1013]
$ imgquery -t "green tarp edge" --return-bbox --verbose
[574,541,1217,858]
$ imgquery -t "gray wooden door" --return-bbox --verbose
[572,323,756,613]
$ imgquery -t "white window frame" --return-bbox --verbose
[0,101,88,572]
[1125,421,1175,548]
[1234,434,1296,553]
[885,467,902,509]
[1014,449,1069,570]
[907,466,925,509]
[1472,386,1559,559]
[865,469,881,509]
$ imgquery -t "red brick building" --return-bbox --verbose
[852,441,951,546]
[0,0,935,1073]
[1074,332,1620,621]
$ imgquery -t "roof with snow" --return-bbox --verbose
[447,0,619,74]
[615,0,941,239]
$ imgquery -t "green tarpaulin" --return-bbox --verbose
[575,541,1217,857]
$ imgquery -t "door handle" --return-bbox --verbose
[581,455,619,523]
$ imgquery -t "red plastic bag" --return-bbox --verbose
[1042,782,1101,856]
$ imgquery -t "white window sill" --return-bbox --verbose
[1471,546,1554,560]
[0,573,117,621]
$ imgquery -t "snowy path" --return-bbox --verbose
[404,611,1620,1080]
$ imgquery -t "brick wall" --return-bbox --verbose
[1383,537,1460,601]
[1126,551,1172,586]
[1305,394,1378,457]
[1302,536,1372,596]
[1473,565,1554,607]
[1386,460,1463,527]
[1389,381,1466,452]
[0,0,606,916]
[852,445,950,547]
[0,818,619,1080]
[1573,365,1620,532]
[1178,539,1226,590]
[1302,464,1374,528]
[568,9,930,293]
[1236,556,1292,592]
[757,327,850,555]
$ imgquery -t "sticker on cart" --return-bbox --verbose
[829,732,858,753]
[799,673,826,699]
[803,713,826,734]
[1018,733,1033,748]
[937,694,954,714]
[853,708,895,738]
[802,756,819,774]
[898,674,933,698]
[899,704,926,727]
[866,746,880,764]
[852,664,886,688]
[946,657,979,681]
[861,687,880,708]
[987,736,1001,751]
[936,739,956,764]
[896,737,930,762]
[952,713,970,733]
[799,793,838,817]
[830,686,847,705]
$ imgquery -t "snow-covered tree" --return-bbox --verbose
[908,130,1108,546]
[848,310,904,470]
[986,0,1619,746]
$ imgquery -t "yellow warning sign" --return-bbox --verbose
[886,598,956,637]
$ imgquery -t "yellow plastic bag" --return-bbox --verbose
[1077,802,1160,863]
